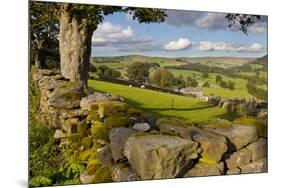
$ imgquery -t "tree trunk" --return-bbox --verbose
[34,41,45,69]
[59,4,96,86]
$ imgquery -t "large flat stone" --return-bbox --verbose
[191,128,228,164]
[124,134,199,180]
[109,127,137,162]
[204,124,259,151]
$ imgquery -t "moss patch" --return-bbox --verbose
[199,155,218,164]
[87,111,100,122]
[233,116,267,137]
[127,108,143,116]
[77,121,88,134]
[205,119,232,128]
[81,137,93,149]
[86,159,102,175]
[98,101,129,119]
[91,121,109,142]
[59,92,83,101]
[104,115,129,129]
[92,166,112,183]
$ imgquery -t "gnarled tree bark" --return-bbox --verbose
[59,4,96,86]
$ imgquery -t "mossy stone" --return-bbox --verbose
[91,122,109,142]
[98,101,129,119]
[199,155,219,164]
[59,92,83,101]
[86,159,102,175]
[87,111,100,122]
[90,103,99,111]
[68,133,83,144]
[77,121,88,134]
[92,166,112,183]
[82,137,93,149]
[104,115,129,129]
[127,108,143,116]
[206,119,232,128]
[233,116,267,137]
[79,141,103,161]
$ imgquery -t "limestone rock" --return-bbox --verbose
[109,127,137,162]
[38,76,67,91]
[159,125,227,163]
[133,122,151,131]
[191,128,227,164]
[227,168,241,175]
[158,124,192,139]
[124,134,199,180]
[185,162,224,177]
[240,158,267,174]
[80,92,123,111]
[59,109,88,119]
[54,129,67,139]
[112,164,140,182]
[48,84,85,109]
[246,138,267,162]
[96,145,114,167]
[80,171,95,184]
[226,148,252,169]
[205,124,259,151]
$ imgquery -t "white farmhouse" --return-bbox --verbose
[179,87,203,97]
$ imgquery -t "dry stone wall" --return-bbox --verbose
[32,68,268,184]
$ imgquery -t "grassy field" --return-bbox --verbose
[88,80,237,123]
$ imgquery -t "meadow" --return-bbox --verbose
[91,55,267,99]
[88,80,237,123]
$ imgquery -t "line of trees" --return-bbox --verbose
[246,81,267,101]
[126,62,201,89]
[216,75,236,90]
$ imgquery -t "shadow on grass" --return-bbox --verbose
[214,112,239,121]
[92,87,238,123]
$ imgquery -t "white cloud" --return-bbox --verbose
[92,22,162,52]
[164,38,193,51]
[248,43,264,52]
[93,22,134,43]
[198,41,265,53]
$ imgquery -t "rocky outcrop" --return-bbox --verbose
[124,134,199,180]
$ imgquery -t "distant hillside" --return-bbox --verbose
[91,55,257,68]
[250,55,268,65]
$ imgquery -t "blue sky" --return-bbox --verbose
[91,9,267,58]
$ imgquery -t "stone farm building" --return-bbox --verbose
[180,87,203,97]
